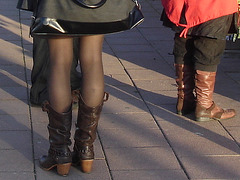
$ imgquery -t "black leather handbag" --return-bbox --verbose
[30,0,144,36]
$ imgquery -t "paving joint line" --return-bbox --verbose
[104,25,190,179]
[18,9,37,180]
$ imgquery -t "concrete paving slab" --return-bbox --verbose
[134,79,176,91]
[23,44,33,56]
[103,96,149,114]
[0,0,18,6]
[0,150,33,171]
[111,170,188,180]
[106,30,143,39]
[127,69,173,80]
[0,40,25,66]
[0,114,30,130]
[0,22,22,32]
[138,18,163,29]
[0,172,35,180]
[158,120,240,156]
[120,59,164,72]
[105,147,182,170]
[19,14,32,22]
[105,36,148,45]
[104,66,126,75]
[213,94,240,111]
[105,85,141,100]
[0,131,32,153]
[104,74,134,86]
[102,53,121,64]
[0,66,26,84]
[180,156,240,179]
[139,27,175,41]
[110,44,153,53]
[139,90,176,106]
[98,128,169,148]
[116,52,164,70]
[224,126,240,146]
[0,100,28,115]
[147,103,178,120]
[0,32,21,41]
[226,72,240,84]
[99,112,158,130]
[151,41,175,57]
[0,87,27,100]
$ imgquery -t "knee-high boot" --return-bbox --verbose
[39,101,72,176]
[175,64,196,115]
[195,70,236,121]
[72,92,109,173]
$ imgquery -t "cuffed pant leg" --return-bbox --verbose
[193,37,226,72]
[173,34,195,65]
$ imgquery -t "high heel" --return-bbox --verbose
[80,160,93,173]
[57,163,72,176]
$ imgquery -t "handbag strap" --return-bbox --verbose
[74,0,107,9]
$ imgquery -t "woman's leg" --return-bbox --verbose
[79,35,105,106]
[73,35,108,173]
[39,37,73,176]
[48,38,73,112]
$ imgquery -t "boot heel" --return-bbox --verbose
[81,160,93,173]
[177,110,183,115]
[57,163,71,176]
[196,117,211,122]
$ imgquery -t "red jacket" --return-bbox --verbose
[161,0,238,37]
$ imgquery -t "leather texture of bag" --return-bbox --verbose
[30,0,144,36]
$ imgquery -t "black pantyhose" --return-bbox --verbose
[78,35,105,107]
[47,35,105,113]
[48,38,73,113]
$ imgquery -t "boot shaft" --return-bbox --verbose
[175,64,195,96]
[175,64,196,114]
[73,92,108,162]
[195,70,216,108]
[42,101,72,146]
[175,64,195,91]
[194,70,236,121]
[75,92,109,144]
[39,101,73,174]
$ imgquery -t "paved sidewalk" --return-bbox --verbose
[0,0,240,179]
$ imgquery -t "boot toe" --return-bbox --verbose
[218,109,236,120]
[39,155,56,170]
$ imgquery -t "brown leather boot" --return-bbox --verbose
[39,101,72,176]
[175,64,196,115]
[195,70,236,121]
[72,92,109,173]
